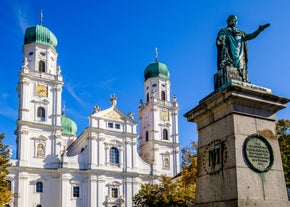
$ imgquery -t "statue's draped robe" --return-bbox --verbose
[217,27,248,74]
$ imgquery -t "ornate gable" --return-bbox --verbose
[102,110,125,121]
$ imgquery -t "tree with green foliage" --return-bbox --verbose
[180,141,197,202]
[0,133,11,205]
[133,141,197,206]
[133,175,194,207]
[276,119,290,187]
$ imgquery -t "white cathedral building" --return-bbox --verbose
[7,21,180,207]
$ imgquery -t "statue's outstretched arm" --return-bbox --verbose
[245,23,270,40]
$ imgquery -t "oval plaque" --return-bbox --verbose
[243,134,274,173]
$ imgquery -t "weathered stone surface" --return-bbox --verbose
[184,82,290,207]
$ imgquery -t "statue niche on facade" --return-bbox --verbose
[214,15,270,90]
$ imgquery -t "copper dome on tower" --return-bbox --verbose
[24,24,58,50]
[144,60,170,81]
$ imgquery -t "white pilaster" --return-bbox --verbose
[17,172,29,207]
[88,175,97,207]
[98,137,105,166]
[89,135,97,169]
[97,176,106,207]
[60,173,71,207]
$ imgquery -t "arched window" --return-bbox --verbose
[36,205,42,207]
[163,129,168,140]
[36,181,43,193]
[145,131,149,142]
[37,107,45,121]
[110,147,119,164]
[7,180,11,191]
[161,91,166,101]
[39,60,45,72]
[146,93,149,103]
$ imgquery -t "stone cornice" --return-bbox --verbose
[8,165,160,179]
[185,82,290,124]
[138,140,180,148]
[19,71,64,85]
[89,127,138,139]
[16,120,62,131]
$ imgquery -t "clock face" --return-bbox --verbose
[161,110,169,121]
[36,85,48,97]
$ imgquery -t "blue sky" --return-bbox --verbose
[0,0,289,158]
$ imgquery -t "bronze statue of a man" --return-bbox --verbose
[216,15,270,82]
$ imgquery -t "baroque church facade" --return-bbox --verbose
[7,21,180,207]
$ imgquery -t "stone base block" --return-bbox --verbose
[195,200,290,207]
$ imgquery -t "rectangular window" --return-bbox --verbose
[145,131,149,142]
[108,123,113,128]
[112,187,118,198]
[115,124,120,129]
[73,186,80,197]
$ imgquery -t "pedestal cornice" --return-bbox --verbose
[184,82,289,125]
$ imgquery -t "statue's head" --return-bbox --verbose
[227,15,238,27]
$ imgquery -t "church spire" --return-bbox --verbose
[155,48,159,62]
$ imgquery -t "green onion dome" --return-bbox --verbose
[24,24,57,50]
[61,114,77,136]
[144,60,170,81]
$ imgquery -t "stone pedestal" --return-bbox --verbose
[184,81,290,207]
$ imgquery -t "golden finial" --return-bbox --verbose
[40,10,43,25]
[155,48,159,62]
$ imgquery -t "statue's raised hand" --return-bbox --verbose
[259,23,270,31]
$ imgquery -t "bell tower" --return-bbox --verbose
[138,51,180,177]
[16,19,63,168]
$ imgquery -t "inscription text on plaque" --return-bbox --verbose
[243,134,274,173]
